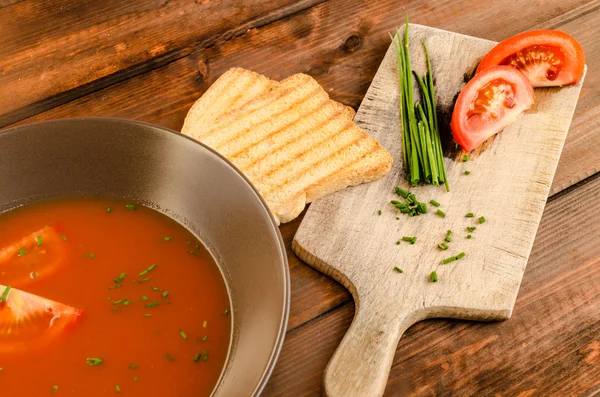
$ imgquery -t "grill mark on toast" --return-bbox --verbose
[263,130,373,194]
[252,118,356,182]
[211,87,324,152]
[229,102,346,161]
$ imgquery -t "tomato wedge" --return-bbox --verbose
[0,226,68,288]
[476,30,585,87]
[0,284,83,354]
[451,66,534,152]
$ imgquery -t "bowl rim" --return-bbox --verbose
[1,117,291,396]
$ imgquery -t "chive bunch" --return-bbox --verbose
[391,186,428,216]
[391,18,449,191]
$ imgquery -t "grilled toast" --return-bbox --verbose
[182,68,392,224]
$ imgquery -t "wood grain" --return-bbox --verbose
[7,0,598,200]
[293,24,585,396]
[265,173,600,396]
[0,0,325,126]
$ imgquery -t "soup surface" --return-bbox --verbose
[0,198,231,396]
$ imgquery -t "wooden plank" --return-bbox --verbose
[0,0,325,127]
[7,0,597,197]
[293,23,585,396]
[265,174,600,396]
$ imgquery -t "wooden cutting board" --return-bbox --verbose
[292,24,586,397]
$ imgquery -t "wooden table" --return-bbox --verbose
[2,1,599,395]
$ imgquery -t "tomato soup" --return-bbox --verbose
[0,198,231,396]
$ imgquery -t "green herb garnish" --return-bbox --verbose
[429,271,438,282]
[114,273,127,283]
[478,216,486,224]
[393,266,404,273]
[112,299,124,305]
[1,285,11,303]
[36,236,42,246]
[85,357,103,366]
[222,309,230,315]
[106,207,112,213]
[144,314,152,317]
[396,241,400,245]
[17,248,26,256]
[377,210,382,216]
[145,302,160,308]
[467,226,476,232]
[116,384,121,393]
[162,291,168,298]
[463,154,469,162]
[125,204,135,210]
[465,212,474,218]
[163,236,172,242]
[442,252,466,264]
[139,277,151,283]
[141,295,149,301]
[179,329,188,340]
[202,335,208,341]
[436,209,445,218]
[429,199,440,207]
[123,299,130,306]
[88,253,95,259]
[193,353,201,363]
[202,349,208,361]
[51,385,58,393]
[467,234,472,239]
[438,242,448,250]
[187,250,201,257]
[138,264,157,277]
[445,230,452,243]
[150,286,161,291]
[129,363,139,369]
[464,170,471,175]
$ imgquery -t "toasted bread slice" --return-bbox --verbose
[182,68,392,224]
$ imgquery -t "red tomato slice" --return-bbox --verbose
[451,66,534,152]
[0,284,83,354]
[0,226,68,288]
[476,30,585,87]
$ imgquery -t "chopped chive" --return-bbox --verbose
[456,252,466,259]
[442,256,457,264]
[114,273,127,283]
[436,209,445,218]
[222,309,230,315]
[51,385,58,393]
[467,234,472,239]
[202,349,208,361]
[467,226,476,232]
[377,210,382,216]
[429,271,438,283]
[106,207,112,213]
[396,217,400,220]
[112,299,124,305]
[187,250,201,257]
[17,248,26,256]
[1,285,11,303]
[393,266,404,273]
[138,264,157,277]
[150,286,161,291]
[193,352,201,363]
[125,204,135,210]
[438,242,449,250]
[85,357,104,366]
[145,302,160,308]
[164,352,175,362]
[129,363,139,369]
[162,291,169,298]
[463,154,469,162]
[30,271,39,279]
[402,236,413,242]
[464,170,471,175]
[429,199,440,207]
[202,335,208,341]
[179,329,188,340]
[138,277,151,284]
[36,236,42,246]
[144,314,152,317]
[116,384,121,393]
[396,241,400,245]
[61,235,67,241]
[163,236,172,242]
[141,295,149,301]
[88,253,95,259]
[465,212,474,218]
[478,216,486,224]
[123,299,130,306]
[394,186,409,198]
[109,284,122,290]
[445,235,452,243]
[108,296,111,300]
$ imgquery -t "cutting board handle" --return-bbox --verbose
[323,299,420,397]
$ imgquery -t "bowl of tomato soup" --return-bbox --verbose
[0,118,290,396]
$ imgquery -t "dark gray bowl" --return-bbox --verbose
[0,118,290,396]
